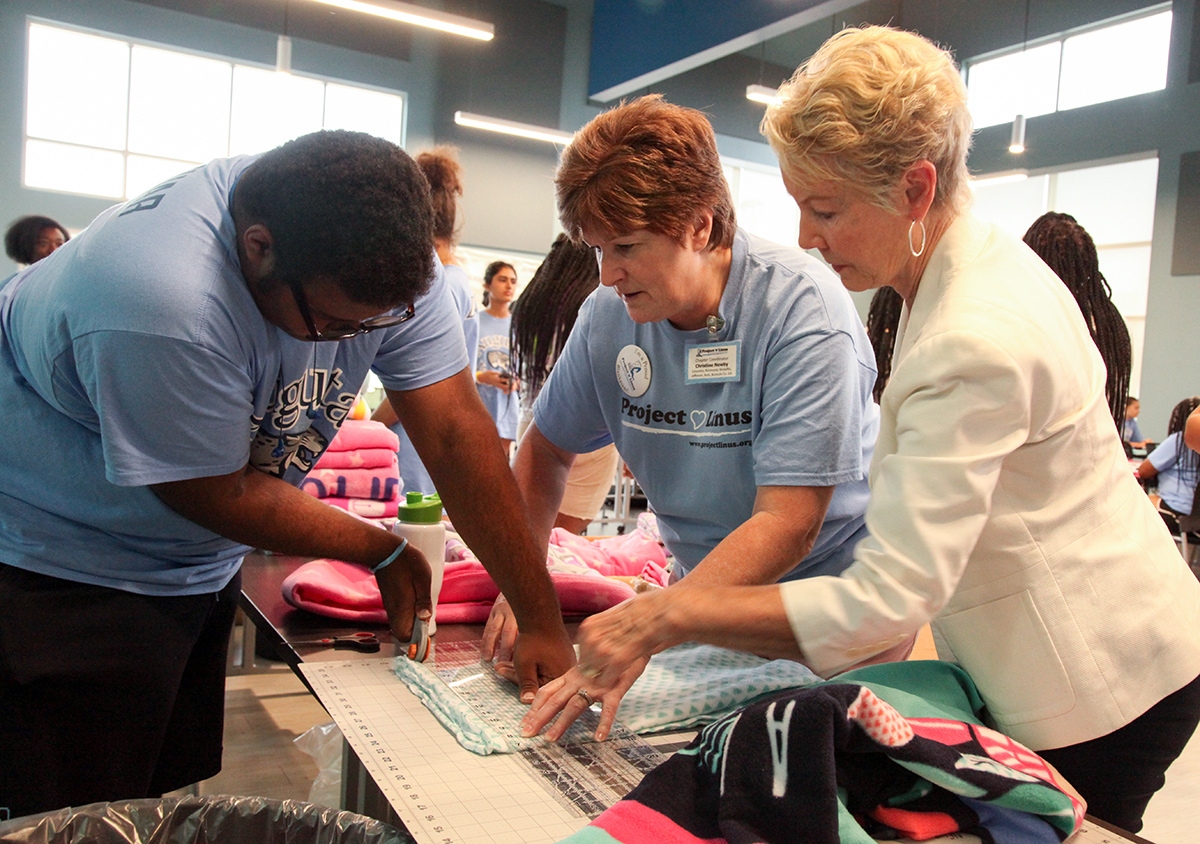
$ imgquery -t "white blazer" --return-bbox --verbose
[783,214,1200,750]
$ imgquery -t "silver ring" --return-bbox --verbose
[575,689,596,707]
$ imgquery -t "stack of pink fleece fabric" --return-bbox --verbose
[300,419,402,520]
[280,516,672,624]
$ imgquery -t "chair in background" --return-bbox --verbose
[592,458,641,535]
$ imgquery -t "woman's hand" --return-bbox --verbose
[520,657,649,742]
[573,590,679,689]
[476,370,516,394]
[481,593,519,665]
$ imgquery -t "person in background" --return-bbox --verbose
[510,234,619,534]
[1186,402,1200,452]
[373,146,480,495]
[505,94,880,742]
[1138,396,1200,521]
[476,261,520,456]
[5,214,70,266]
[539,28,1200,834]
[1023,211,1132,434]
[1124,397,1148,449]
[0,131,572,817]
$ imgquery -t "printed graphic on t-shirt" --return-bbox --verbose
[617,395,753,448]
[250,365,359,477]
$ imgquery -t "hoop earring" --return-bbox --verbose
[908,219,926,258]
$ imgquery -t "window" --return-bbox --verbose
[23,20,407,200]
[965,7,1171,129]
[722,159,800,248]
[971,156,1159,395]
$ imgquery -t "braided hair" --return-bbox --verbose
[1023,211,1132,431]
[510,234,600,397]
[866,286,904,403]
[1167,396,1200,487]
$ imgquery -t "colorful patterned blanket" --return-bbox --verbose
[558,661,1085,844]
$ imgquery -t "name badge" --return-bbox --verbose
[685,341,741,384]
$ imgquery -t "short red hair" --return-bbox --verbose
[556,95,735,250]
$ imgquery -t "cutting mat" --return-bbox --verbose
[299,656,1151,844]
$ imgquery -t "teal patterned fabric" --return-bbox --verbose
[393,641,822,755]
[618,642,821,733]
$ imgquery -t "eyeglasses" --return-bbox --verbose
[288,279,415,342]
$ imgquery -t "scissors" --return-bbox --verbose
[406,616,430,663]
[292,632,381,653]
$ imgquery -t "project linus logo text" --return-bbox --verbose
[620,397,751,430]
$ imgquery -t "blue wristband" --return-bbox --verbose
[371,538,408,573]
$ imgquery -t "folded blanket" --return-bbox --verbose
[321,497,399,518]
[301,467,400,501]
[281,557,640,624]
[327,419,400,452]
[546,528,670,579]
[559,660,1085,844]
[314,448,398,470]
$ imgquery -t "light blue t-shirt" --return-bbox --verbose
[390,262,479,495]
[476,310,519,439]
[1123,416,1144,443]
[0,155,468,595]
[1149,432,1199,514]
[533,229,879,579]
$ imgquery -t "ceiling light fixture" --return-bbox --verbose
[1009,114,1027,154]
[454,111,574,145]
[746,83,782,106]
[1009,0,1031,154]
[970,169,1029,189]
[305,0,494,41]
[275,34,293,73]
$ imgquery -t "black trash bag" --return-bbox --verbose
[0,794,413,844]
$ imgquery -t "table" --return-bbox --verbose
[235,550,486,676]
[237,552,1158,844]
[237,550,482,825]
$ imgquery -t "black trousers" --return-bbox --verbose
[0,563,240,820]
[1038,671,1200,834]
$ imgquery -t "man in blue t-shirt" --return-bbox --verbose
[0,131,571,816]
[487,97,879,743]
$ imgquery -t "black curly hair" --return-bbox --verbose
[866,286,904,403]
[5,215,69,265]
[1023,211,1132,432]
[233,130,435,310]
[510,234,600,396]
[1167,397,1200,479]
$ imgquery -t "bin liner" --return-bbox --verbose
[0,794,413,844]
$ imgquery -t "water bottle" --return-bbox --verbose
[393,491,446,634]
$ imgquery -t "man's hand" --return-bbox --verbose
[373,542,434,642]
[389,373,574,693]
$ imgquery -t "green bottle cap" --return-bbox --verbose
[397,491,443,523]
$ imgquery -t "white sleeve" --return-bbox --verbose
[781,328,1031,676]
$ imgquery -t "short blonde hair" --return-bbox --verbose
[557,95,735,250]
[761,26,972,215]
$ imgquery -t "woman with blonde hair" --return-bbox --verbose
[535,27,1200,832]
